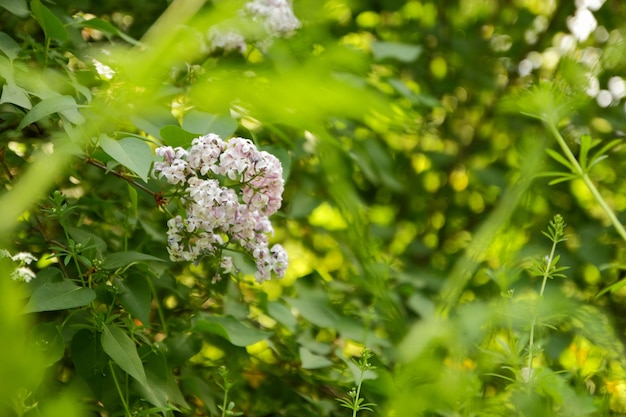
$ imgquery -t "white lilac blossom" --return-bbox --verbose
[207,29,247,53]
[153,134,288,282]
[245,0,301,36]
[207,0,300,53]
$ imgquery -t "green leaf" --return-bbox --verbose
[101,323,148,385]
[103,251,166,270]
[70,329,109,397]
[160,125,198,148]
[0,0,29,17]
[18,95,81,130]
[141,349,188,408]
[595,276,626,298]
[0,83,31,108]
[31,0,69,43]
[165,334,202,367]
[60,107,85,125]
[99,135,154,182]
[371,41,422,62]
[589,139,621,171]
[285,296,338,328]
[115,275,151,325]
[182,110,238,138]
[267,301,297,332]
[67,226,107,256]
[546,148,575,172]
[578,135,595,171]
[30,322,65,367]
[0,32,21,61]
[299,347,332,369]
[22,280,96,313]
[193,314,271,347]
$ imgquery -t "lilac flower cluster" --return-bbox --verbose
[153,134,288,282]
[207,0,300,54]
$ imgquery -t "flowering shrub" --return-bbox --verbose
[153,134,288,282]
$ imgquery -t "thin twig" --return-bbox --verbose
[85,157,156,197]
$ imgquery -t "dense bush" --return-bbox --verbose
[2,1,626,416]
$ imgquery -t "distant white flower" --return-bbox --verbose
[518,59,533,76]
[11,252,37,264]
[2,249,38,283]
[608,76,626,100]
[11,267,36,283]
[596,89,613,107]
[92,59,115,80]
[557,34,577,54]
[575,0,605,11]
[567,7,597,42]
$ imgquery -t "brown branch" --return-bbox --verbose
[85,157,156,197]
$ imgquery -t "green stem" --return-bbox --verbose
[527,232,558,377]
[59,219,87,287]
[353,373,364,417]
[547,123,626,243]
[147,272,167,333]
[110,361,131,417]
[221,387,229,417]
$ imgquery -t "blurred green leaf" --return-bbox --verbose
[0,32,21,61]
[285,296,338,328]
[182,110,238,138]
[29,322,64,367]
[17,95,81,129]
[31,0,69,43]
[371,41,422,62]
[267,301,297,332]
[0,0,28,17]
[0,83,31,108]
[99,135,154,182]
[160,125,198,148]
[23,280,96,313]
[299,347,332,369]
[193,314,271,347]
